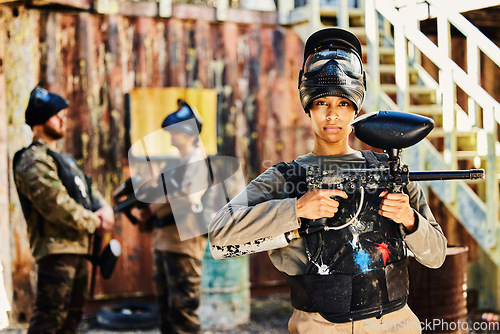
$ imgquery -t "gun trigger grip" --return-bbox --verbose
[330,195,345,202]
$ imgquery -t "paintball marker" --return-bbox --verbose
[87,178,121,297]
[210,111,485,259]
[113,176,172,225]
[113,176,149,225]
[89,234,121,297]
[348,110,484,185]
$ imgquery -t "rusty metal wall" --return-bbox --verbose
[1,4,309,323]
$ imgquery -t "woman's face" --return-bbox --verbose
[308,96,356,147]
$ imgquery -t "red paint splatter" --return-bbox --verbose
[366,232,393,265]
[374,242,391,265]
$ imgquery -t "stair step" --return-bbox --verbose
[380,84,436,95]
[455,150,500,160]
[319,6,365,18]
[318,6,366,31]
[426,128,481,138]
[379,46,395,55]
[377,64,420,85]
[455,151,483,158]
[454,153,500,176]
[378,64,417,74]
[408,104,443,116]
[347,26,366,37]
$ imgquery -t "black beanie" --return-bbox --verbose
[25,85,69,127]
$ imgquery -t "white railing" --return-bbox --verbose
[366,0,500,263]
[278,0,364,38]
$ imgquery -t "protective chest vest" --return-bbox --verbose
[13,143,100,228]
[48,149,99,211]
[275,151,409,323]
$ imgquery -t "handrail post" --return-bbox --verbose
[485,104,499,250]
[278,0,294,25]
[159,0,172,18]
[437,12,458,206]
[216,0,229,21]
[365,0,380,110]
[310,0,322,34]
[338,0,349,29]
[394,29,409,112]
[357,0,365,11]
[406,1,421,70]
[467,38,480,127]
[395,4,410,112]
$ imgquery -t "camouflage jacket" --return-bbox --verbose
[13,138,104,261]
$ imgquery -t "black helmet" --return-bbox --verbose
[162,99,203,136]
[25,85,69,127]
[298,28,366,113]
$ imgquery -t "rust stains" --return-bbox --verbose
[4,5,305,315]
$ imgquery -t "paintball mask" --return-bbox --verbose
[162,99,203,136]
[298,28,366,113]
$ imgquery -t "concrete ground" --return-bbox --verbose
[5,296,500,334]
[1,295,292,334]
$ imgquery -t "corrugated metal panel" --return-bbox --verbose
[0,3,13,324]
[3,5,308,322]
[4,7,42,324]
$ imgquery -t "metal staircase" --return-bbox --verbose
[280,0,500,308]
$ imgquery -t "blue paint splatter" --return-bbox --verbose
[353,248,371,273]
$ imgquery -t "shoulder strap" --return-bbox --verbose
[360,150,380,167]
[274,161,291,176]
[360,150,389,167]
[274,161,308,198]
[274,161,303,181]
[201,156,215,203]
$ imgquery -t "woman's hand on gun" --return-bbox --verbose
[379,190,417,233]
[296,189,348,220]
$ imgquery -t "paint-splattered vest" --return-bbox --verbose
[275,151,409,323]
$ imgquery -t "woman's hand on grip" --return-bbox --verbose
[296,189,348,220]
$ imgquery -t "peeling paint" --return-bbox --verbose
[4,6,305,316]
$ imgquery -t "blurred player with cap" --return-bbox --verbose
[131,99,209,334]
[13,85,114,333]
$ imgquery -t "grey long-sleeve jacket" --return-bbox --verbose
[209,152,447,275]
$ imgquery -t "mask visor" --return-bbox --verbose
[304,48,362,76]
